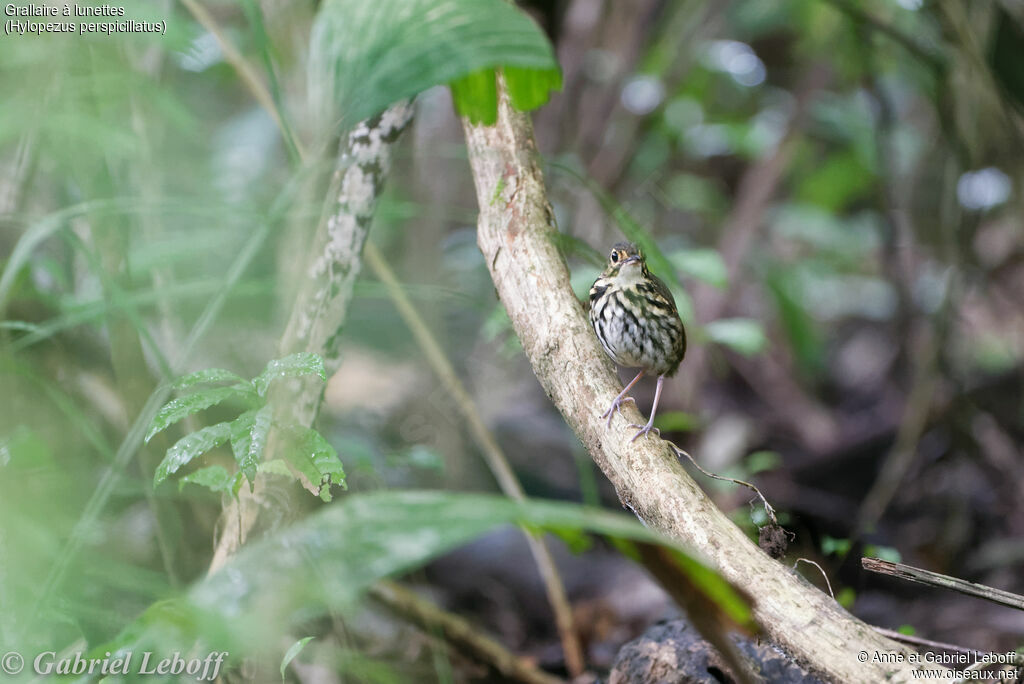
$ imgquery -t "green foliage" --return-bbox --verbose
[654,411,701,433]
[865,545,902,564]
[281,637,316,680]
[670,248,729,289]
[179,465,238,495]
[705,318,769,357]
[310,0,561,129]
[281,425,348,502]
[821,535,852,557]
[155,422,232,487]
[148,354,344,498]
[836,586,857,609]
[449,69,499,125]
[745,450,782,475]
[146,384,257,444]
[110,491,754,656]
[252,352,327,396]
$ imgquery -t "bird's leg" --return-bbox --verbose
[602,370,644,428]
[630,374,665,442]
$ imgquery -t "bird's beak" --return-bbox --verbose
[620,255,641,267]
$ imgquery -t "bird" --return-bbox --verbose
[589,241,687,442]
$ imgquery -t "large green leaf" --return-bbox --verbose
[154,422,231,488]
[309,0,560,128]
[450,68,498,125]
[113,491,754,656]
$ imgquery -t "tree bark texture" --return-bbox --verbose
[461,82,942,683]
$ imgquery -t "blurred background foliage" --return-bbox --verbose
[2,0,1023,680]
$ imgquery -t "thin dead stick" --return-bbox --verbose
[669,443,777,525]
[862,557,1024,611]
[369,581,564,684]
[794,559,834,599]
[871,627,988,659]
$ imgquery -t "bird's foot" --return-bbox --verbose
[628,421,660,442]
[601,396,636,428]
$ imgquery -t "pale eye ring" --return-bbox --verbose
[610,251,619,263]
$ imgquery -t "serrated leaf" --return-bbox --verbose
[154,422,231,488]
[172,368,249,391]
[233,405,272,488]
[309,0,559,129]
[280,636,315,680]
[178,465,232,493]
[670,249,728,289]
[252,353,327,396]
[283,427,346,501]
[146,385,254,443]
[450,68,498,125]
[504,65,562,112]
[705,318,768,357]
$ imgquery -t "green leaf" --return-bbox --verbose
[821,535,851,557]
[653,411,700,433]
[0,426,54,468]
[252,353,327,396]
[310,0,560,128]
[146,385,254,443]
[450,68,498,125]
[282,427,346,501]
[172,368,249,391]
[795,150,873,212]
[745,450,781,474]
[670,249,728,289]
[154,422,231,488]
[178,465,233,493]
[115,491,754,656]
[239,405,273,488]
[281,637,315,680]
[865,545,902,564]
[705,318,768,356]
[504,65,562,111]
[259,459,295,478]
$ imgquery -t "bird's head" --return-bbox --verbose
[604,242,645,277]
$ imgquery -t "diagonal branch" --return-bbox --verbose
[461,76,943,683]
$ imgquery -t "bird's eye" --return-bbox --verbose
[610,251,619,263]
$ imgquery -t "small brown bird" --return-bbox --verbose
[590,242,687,441]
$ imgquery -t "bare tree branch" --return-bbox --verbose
[462,77,944,683]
